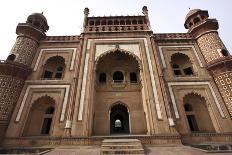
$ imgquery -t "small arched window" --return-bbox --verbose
[108,20,113,25]
[221,49,229,57]
[132,20,137,25]
[138,20,143,24]
[126,20,131,25]
[184,104,192,112]
[101,20,106,25]
[193,17,200,24]
[89,21,94,26]
[95,20,100,26]
[120,20,125,25]
[130,72,137,83]
[114,20,119,25]
[7,54,16,61]
[172,64,182,75]
[113,71,124,83]
[99,73,106,83]
[42,56,65,79]
[54,66,63,79]
[171,53,194,76]
[46,107,55,114]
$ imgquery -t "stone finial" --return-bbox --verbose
[84,7,89,16]
[142,6,148,15]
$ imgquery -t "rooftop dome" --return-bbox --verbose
[26,13,49,32]
[185,9,201,21]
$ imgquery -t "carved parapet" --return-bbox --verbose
[84,15,150,33]
[42,35,80,42]
[86,24,148,32]
[153,33,193,40]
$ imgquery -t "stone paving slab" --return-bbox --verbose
[144,146,232,155]
[45,146,101,155]
[5,146,226,155]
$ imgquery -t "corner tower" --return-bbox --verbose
[0,13,49,138]
[185,9,232,117]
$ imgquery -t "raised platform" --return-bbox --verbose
[2,134,181,148]
[2,133,232,148]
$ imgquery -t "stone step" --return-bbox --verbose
[102,146,142,150]
[101,139,144,155]
[101,148,145,154]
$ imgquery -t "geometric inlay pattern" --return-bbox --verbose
[0,76,24,121]
[215,71,232,117]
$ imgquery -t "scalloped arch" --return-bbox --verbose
[32,95,56,106]
[183,91,206,101]
[170,52,193,64]
[44,55,66,65]
[95,48,142,70]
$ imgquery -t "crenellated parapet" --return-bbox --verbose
[83,6,151,33]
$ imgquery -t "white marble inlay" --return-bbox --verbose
[168,82,225,118]
[33,48,77,71]
[78,52,90,120]
[15,85,70,122]
[158,45,203,68]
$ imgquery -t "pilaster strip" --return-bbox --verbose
[77,52,90,120]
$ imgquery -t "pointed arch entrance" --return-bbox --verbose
[92,48,147,135]
[110,103,130,134]
[23,95,56,136]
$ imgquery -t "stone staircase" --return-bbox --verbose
[101,139,145,155]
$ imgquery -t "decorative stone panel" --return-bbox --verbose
[0,76,24,121]
[197,32,226,63]
[11,36,38,66]
[215,71,232,117]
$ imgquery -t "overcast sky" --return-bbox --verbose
[0,0,231,60]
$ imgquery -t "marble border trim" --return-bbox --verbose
[143,39,162,119]
[33,48,77,71]
[15,84,70,122]
[77,37,162,120]
[158,45,203,68]
[168,82,225,119]
[77,52,90,120]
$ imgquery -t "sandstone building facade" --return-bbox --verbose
[0,7,231,147]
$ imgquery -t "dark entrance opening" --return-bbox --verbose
[187,115,199,132]
[110,104,130,134]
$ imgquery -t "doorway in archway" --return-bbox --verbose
[110,104,130,134]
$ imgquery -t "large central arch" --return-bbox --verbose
[91,48,147,135]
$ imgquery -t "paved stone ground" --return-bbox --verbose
[45,146,101,155]
[1,146,231,155]
[43,145,232,155]
[144,146,232,155]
